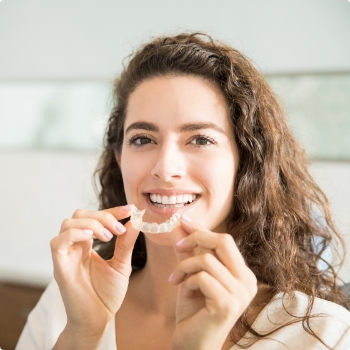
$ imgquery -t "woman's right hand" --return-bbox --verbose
[50,204,139,344]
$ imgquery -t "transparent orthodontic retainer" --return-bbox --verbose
[130,206,183,234]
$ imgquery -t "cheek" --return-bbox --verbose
[216,155,236,202]
[196,152,236,191]
[120,155,137,200]
[195,152,236,225]
[120,152,152,201]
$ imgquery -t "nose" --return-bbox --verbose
[151,142,186,182]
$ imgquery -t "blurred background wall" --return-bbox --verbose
[0,0,350,345]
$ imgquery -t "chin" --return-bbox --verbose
[143,231,174,247]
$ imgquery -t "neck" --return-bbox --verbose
[129,237,179,320]
[128,236,274,333]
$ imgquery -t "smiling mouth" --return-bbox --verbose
[148,193,198,208]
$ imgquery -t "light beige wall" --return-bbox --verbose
[0,0,350,80]
[0,150,99,286]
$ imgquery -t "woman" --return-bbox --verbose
[17,33,350,349]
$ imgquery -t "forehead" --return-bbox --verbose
[124,75,232,132]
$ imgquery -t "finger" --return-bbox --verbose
[73,207,130,235]
[182,271,232,310]
[60,218,121,242]
[51,228,94,273]
[177,215,217,255]
[169,253,236,294]
[108,220,140,274]
[103,204,135,220]
[51,230,94,286]
[170,224,194,263]
[51,228,94,253]
[182,271,254,317]
[176,216,247,278]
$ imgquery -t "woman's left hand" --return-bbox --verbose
[169,215,258,350]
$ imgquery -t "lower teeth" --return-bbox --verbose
[152,202,188,208]
[131,206,182,233]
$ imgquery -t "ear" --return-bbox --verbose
[114,151,121,168]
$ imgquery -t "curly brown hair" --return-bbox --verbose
[93,32,348,348]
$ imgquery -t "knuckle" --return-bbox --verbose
[242,287,252,302]
[53,270,61,283]
[84,218,97,230]
[201,252,214,265]
[241,268,258,298]
[220,233,233,246]
[50,237,57,251]
[50,237,66,255]
[177,260,186,271]
[216,298,231,314]
[215,302,225,314]
[72,208,84,218]
[226,300,237,314]
[61,228,77,242]
[197,270,208,282]
[193,230,201,240]
[247,268,258,286]
[249,278,258,297]
[251,272,258,286]
[103,211,115,223]
[251,283,258,298]
[60,218,72,230]
[229,288,250,314]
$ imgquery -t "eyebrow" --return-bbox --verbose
[125,121,158,134]
[179,122,226,135]
[125,121,227,135]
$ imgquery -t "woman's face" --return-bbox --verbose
[118,75,239,244]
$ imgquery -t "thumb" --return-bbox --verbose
[178,213,206,235]
[171,213,202,262]
[171,214,213,262]
[109,220,140,274]
[103,204,135,221]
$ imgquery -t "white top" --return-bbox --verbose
[16,280,350,350]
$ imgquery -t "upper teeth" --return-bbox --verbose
[149,194,197,205]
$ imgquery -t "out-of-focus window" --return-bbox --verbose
[267,73,350,161]
[0,82,112,151]
[1,73,349,160]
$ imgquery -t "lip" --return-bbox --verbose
[143,188,200,196]
[143,192,199,217]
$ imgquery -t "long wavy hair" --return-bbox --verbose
[93,32,348,348]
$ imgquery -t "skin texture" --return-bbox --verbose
[51,206,140,349]
[119,75,239,239]
[51,76,258,350]
[115,76,256,349]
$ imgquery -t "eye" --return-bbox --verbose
[189,135,216,147]
[126,134,155,147]
[134,137,152,146]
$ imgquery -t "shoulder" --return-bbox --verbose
[16,280,117,350]
[16,280,67,349]
[267,291,350,324]
[238,291,350,349]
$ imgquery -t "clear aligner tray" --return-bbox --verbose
[130,206,181,234]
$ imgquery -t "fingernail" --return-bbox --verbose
[181,214,192,222]
[103,228,113,239]
[122,204,134,211]
[176,238,186,247]
[115,221,126,234]
[83,229,93,235]
[168,272,174,283]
